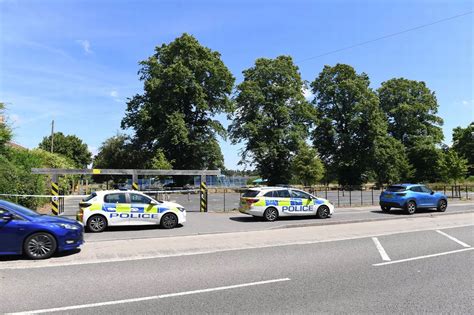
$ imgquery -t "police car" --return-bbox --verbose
[76,190,186,232]
[239,187,334,221]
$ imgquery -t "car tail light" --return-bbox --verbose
[246,198,260,205]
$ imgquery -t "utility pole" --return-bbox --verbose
[50,120,54,153]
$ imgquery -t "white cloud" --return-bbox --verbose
[461,100,473,106]
[109,89,122,103]
[76,39,92,54]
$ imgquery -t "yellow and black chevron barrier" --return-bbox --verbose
[200,181,208,212]
[132,182,139,190]
[51,182,59,215]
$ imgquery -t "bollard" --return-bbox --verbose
[132,182,139,190]
[200,181,208,212]
[51,182,59,215]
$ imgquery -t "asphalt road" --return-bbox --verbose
[1,224,472,314]
[81,201,474,242]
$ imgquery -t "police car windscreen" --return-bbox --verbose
[386,186,406,192]
[242,190,259,198]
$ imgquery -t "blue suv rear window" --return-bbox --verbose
[386,186,406,192]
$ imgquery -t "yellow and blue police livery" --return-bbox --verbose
[76,190,186,232]
[239,187,334,221]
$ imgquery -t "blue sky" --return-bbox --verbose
[1,0,472,170]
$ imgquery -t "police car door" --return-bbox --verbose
[129,193,156,225]
[289,190,315,216]
[103,193,130,225]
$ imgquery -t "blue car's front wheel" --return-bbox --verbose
[437,199,448,212]
[24,232,57,260]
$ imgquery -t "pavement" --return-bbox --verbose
[0,213,472,314]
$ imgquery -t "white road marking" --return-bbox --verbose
[373,247,474,266]
[1,224,472,271]
[436,230,471,248]
[7,278,291,314]
[372,237,391,261]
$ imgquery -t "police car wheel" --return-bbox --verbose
[87,215,107,233]
[161,213,178,229]
[264,207,278,222]
[316,206,330,219]
[24,232,57,260]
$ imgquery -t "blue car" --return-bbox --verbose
[0,200,84,259]
[379,184,448,215]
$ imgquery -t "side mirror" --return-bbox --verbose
[430,191,434,195]
[0,211,13,222]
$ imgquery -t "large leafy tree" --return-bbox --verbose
[121,33,234,172]
[39,132,92,167]
[377,78,444,182]
[377,78,444,146]
[452,122,474,176]
[229,56,315,185]
[311,64,410,185]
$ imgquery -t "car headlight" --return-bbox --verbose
[56,223,80,230]
[177,207,186,212]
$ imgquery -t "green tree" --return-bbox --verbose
[311,64,409,185]
[93,134,136,169]
[150,149,173,169]
[39,132,92,167]
[229,56,315,185]
[372,136,413,186]
[452,122,474,175]
[439,149,468,184]
[121,33,234,173]
[377,78,444,146]
[0,148,76,209]
[0,102,12,152]
[292,143,325,186]
[407,139,444,182]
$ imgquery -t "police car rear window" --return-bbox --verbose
[82,193,97,202]
[264,190,290,198]
[242,190,259,197]
[386,186,406,192]
[104,193,127,203]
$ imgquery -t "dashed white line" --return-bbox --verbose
[373,247,474,266]
[436,230,471,248]
[7,278,291,314]
[372,237,391,261]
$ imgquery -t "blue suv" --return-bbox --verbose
[0,200,84,259]
[380,184,448,215]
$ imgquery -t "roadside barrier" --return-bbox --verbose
[200,182,208,212]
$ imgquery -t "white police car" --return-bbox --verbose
[239,187,334,221]
[76,190,186,232]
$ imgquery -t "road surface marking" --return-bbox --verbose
[1,223,472,271]
[436,230,471,247]
[7,278,291,314]
[372,237,391,261]
[373,247,474,266]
